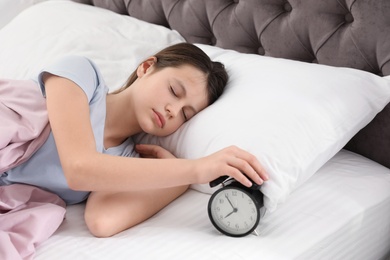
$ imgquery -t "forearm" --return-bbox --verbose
[65,153,197,192]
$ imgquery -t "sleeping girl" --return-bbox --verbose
[0,43,268,244]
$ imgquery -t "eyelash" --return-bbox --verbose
[182,110,188,122]
[170,86,178,97]
[170,86,188,121]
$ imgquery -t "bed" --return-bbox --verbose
[1,0,390,259]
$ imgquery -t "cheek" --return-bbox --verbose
[151,120,183,137]
[165,119,184,135]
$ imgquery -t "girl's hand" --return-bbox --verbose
[195,145,269,188]
[135,144,176,159]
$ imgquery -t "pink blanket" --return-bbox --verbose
[1,79,65,259]
[0,79,50,173]
[0,184,66,260]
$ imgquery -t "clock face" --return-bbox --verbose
[208,186,260,237]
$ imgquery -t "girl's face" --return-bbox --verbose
[132,61,209,136]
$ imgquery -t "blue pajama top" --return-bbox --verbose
[1,56,138,204]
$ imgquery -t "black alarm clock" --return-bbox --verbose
[207,176,264,237]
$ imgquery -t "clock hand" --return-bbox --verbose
[224,208,238,218]
[225,193,236,210]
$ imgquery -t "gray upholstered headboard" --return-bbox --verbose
[72,0,390,168]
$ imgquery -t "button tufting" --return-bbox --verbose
[345,13,354,23]
[284,2,292,12]
[258,46,265,55]
[210,37,217,45]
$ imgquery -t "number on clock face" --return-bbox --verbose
[209,187,260,236]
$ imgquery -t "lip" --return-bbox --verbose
[153,109,165,128]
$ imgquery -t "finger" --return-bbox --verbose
[226,154,269,186]
[135,144,175,159]
[244,155,269,182]
[230,146,269,181]
[135,144,159,158]
[226,157,261,186]
[224,166,253,187]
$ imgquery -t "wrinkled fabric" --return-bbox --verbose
[3,56,111,204]
[0,79,50,174]
[0,184,66,260]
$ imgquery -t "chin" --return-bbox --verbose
[142,126,169,137]
[152,131,171,137]
[141,121,176,137]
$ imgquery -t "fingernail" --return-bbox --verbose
[255,175,263,184]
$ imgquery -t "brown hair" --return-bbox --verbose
[114,43,228,105]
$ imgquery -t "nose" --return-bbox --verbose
[166,103,181,118]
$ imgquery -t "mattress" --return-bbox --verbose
[34,149,390,260]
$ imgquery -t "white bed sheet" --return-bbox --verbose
[34,149,390,260]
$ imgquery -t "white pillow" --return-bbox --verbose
[136,44,390,212]
[0,1,185,90]
[0,0,45,30]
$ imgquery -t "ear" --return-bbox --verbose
[137,56,157,77]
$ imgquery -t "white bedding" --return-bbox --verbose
[35,149,390,260]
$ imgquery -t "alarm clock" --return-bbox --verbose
[207,176,264,237]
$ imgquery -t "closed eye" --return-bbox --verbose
[182,109,188,122]
[171,86,188,121]
[170,86,178,97]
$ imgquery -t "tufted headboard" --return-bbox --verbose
[72,0,390,168]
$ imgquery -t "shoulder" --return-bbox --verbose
[38,55,106,101]
[39,55,99,83]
